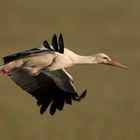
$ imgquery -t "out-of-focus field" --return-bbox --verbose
[0,0,139,140]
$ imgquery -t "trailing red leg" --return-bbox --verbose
[0,66,12,75]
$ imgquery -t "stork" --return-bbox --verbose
[0,34,128,115]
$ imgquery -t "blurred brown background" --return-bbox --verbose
[0,0,139,140]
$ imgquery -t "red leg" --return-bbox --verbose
[0,67,12,75]
[3,67,12,73]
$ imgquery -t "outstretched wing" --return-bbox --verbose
[8,68,87,115]
[3,34,64,64]
[3,48,47,64]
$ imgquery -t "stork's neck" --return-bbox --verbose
[63,48,97,66]
[74,55,97,65]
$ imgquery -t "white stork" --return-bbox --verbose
[0,34,128,115]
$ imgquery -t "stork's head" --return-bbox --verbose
[94,53,128,69]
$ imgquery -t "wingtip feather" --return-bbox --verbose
[59,33,64,54]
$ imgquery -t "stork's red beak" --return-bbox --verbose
[104,59,128,70]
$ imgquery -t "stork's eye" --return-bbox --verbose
[103,57,108,60]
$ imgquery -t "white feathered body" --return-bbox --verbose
[4,48,95,75]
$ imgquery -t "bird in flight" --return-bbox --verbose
[0,34,128,115]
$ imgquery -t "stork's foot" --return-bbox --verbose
[79,90,87,101]
[73,90,87,102]
[0,66,12,75]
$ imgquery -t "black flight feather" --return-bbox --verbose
[8,68,86,115]
[52,34,59,52]
[59,34,64,54]
[43,40,52,50]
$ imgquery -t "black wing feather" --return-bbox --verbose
[8,68,86,115]
[59,34,64,53]
[3,48,46,64]
[43,40,52,50]
[52,34,59,52]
